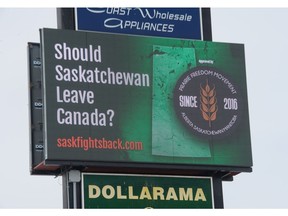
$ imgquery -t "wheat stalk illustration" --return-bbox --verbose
[200,79,218,127]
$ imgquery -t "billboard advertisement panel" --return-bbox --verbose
[75,8,203,39]
[41,28,252,170]
[82,173,214,208]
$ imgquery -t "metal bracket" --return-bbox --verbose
[68,170,81,183]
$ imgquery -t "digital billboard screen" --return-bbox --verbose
[40,28,252,171]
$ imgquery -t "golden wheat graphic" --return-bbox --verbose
[200,79,218,127]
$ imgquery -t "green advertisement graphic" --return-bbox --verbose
[82,173,214,209]
[152,45,211,157]
[41,28,252,169]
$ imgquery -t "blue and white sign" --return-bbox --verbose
[75,8,203,39]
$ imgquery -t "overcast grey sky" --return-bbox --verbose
[1,7,288,210]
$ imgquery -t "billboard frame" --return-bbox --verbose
[39,27,252,178]
[28,42,61,175]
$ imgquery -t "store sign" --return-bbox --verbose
[75,8,202,39]
[40,28,252,170]
[82,173,214,208]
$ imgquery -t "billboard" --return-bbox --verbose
[40,28,252,171]
[75,8,203,39]
[82,173,214,208]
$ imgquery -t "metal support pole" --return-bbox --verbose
[72,182,77,209]
[56,8,75,30]
[213,174,224,208]
[62,170,81,209]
